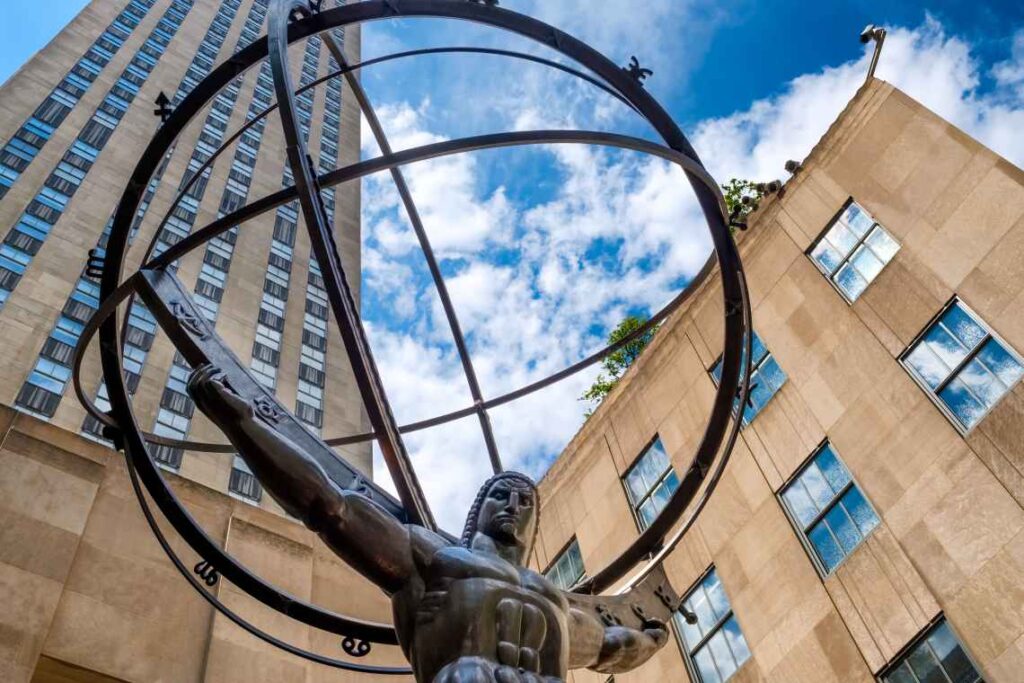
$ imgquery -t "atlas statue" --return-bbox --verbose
[188,365,668,682]
[78,1,750,680]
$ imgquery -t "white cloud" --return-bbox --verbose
[694,15,1024,181]
[356,12,1024,530]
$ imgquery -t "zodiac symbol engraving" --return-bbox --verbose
[194,560,219,587]
[170,300,208,339]
[86,248,105,281]
[253,395,282,424]
[342,636,372,657]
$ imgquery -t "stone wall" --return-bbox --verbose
[535,79,1024,682]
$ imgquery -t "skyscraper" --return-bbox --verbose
[0,0,370,511]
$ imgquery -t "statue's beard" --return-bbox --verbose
[484,515,521,546]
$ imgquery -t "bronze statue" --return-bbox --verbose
[188,364,668,682]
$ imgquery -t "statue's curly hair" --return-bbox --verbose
[460,471,540,552]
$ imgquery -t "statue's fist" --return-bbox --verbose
[187,364,252,423]
[641,618,669,647]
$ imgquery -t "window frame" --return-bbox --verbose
[876,615,984,683]
[899,296,1024,436]
[673,566,751,683]
[777,439,881,577]
[543,536,586,591]
[709,330,787,427]
[621,435,679,532]
[806,198,901,304]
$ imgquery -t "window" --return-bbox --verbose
[809,201,900,302]
[623,438,679,530]
[881,619,983,683]
[780,442,879,574]
[902,298,1024,433]
[676,568,751,683]
[711,330,787,425]
[229,456,262,502]
[544,538,584,590]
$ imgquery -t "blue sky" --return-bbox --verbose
[3,1,1024,528]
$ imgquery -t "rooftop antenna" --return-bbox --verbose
[860,24,887,83]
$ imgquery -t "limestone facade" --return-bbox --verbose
[534,80,1024,682]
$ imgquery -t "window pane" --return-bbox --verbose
[678,610,703,649]
[825,222,859,253]
[906,641,946,683]
[638,499,657,528]
[942,304,987,351]
[884,663,918,683]
[693,647,721,683]
[811,241,843,274]
[958,357,1006,407]
[824,503,862,554]
[625,469,647,504]
[905,342,951,390]
[815,445,851,494]
[707,630,738,681]
[783,483,818,527]
[939,377,987,429]
[757,356,788,394]
[800,463,834,510]
[843,204,874,236]
[744,335,764,368]
[851,244,885,282]
[809,522,844,572]
[922,324,970,370]
[976,338,1024,389]
[704,571,729,622]
[835,262,868,300]
[840,487,879,537]
[692,585,718,635]
[722,617,751,670]
[929,622,980,683]
[866,226,900,261]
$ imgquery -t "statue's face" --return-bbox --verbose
[477,478,537,552]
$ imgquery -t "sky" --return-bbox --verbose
[2,0,1024,531]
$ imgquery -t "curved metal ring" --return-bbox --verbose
[88,0,748,666]
[75,130,723,441]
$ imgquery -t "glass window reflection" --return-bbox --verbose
[903,300,1024,432]
[808,201,900,302]
[780,443,879,575]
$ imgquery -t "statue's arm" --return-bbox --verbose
[188,365,414,593]
[567,606,668,674]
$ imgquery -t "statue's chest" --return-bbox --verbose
[424,548,562,604]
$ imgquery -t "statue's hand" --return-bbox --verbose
[641,618,669,648]
[188,364,253,426]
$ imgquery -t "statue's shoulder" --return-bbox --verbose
[408,524,454,564]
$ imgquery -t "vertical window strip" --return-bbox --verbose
[0,0,196,310]
[8,0,242,424]
[0,0,159,199]
[152,2,305,461]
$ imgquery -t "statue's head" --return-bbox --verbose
[461,471,539,563]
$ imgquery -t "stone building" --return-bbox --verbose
[0,2,1022,683]
[534,80,1024,682]
[0,1,399,681]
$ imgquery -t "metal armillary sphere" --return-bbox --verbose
[73,0,753,676]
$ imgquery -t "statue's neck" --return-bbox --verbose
[470,532,525,566]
